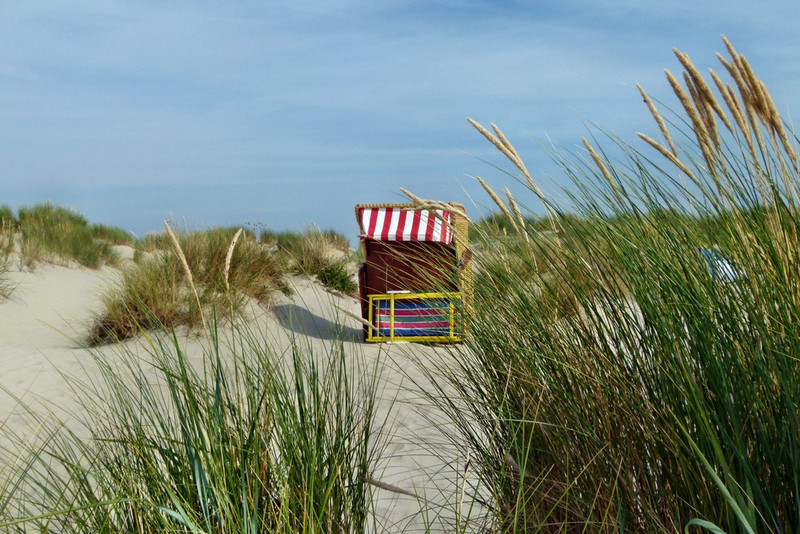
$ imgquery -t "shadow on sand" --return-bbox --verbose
[273,303,363,342]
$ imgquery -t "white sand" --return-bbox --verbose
[0,253,479,532]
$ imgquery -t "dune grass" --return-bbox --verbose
[411,38,800,532]
[261,227,357,295]
[90,223,133,245]
[0,320,386,533]
[91,226,290,345]
[0,213,13,299]
[14,203,121,269]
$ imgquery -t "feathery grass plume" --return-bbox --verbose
[505,187,527,231]
[164,220,211,347]
[476,176,521,235]
[637,132,699,183]
[468,118,544,198]
[582,138,625,205]
[637,83,678,155]
[710,68,750,136]
[223,228,243,294]
[665,69,712,146]
[675,48,734,135]
[667,69,719,173]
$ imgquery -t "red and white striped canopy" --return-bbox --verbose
[358,207,453,244]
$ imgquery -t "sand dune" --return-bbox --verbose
[0,252,475,531]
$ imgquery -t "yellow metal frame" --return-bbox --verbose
[366,291,463,343]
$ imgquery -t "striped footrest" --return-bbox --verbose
[367,292,462,343]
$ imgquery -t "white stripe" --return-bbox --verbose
[360,209,371,235]
[416,210,428,240]
[399,211,412,241]
[387,209,400,240]
[432,210,443,241]
[374,209,386,239]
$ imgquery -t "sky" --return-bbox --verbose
[2,1,799,242]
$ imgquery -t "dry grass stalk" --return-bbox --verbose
[637,133,699,185]
[505,187,526,231]
[665,69,717,168]
[675,49,733,135]
[224,228,244,294]
[477,176,521,234]
[583,138,625,205]
[637,84,677,155]
[335,304,376,330]
[164,220,212,348]
[398,188,470,232]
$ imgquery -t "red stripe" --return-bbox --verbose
[409,210,421,241]
[365,209,379,239]
[442,212,451,243]
[393,310,447,317]
[425,211,436,241]
[392,322,451,328]
[380,208,392,240]
[395,209,407,241]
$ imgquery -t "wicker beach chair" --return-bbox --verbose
[355,202,471,343]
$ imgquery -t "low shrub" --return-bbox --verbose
[317,261,358,295]
[261,228,357,294]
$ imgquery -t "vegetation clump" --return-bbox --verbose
[12,203,124,269]
[416,37,800,532]
[90,226,289,344]
[261,228,357,295]
[2,323,385,532]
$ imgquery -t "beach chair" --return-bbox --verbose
[355,203,471,343]
[698,247,742,282]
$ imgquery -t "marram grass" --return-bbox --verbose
[0,322,386,533]
[16,203,120,269]
[417,38,800,532]
[90,226,290,345]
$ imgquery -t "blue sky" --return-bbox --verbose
[2,1,799,241]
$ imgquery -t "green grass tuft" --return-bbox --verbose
[1,321,386,532]
[90,227,289,345]
[16,203,119,269]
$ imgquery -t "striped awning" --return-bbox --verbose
[357,207,453,243]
